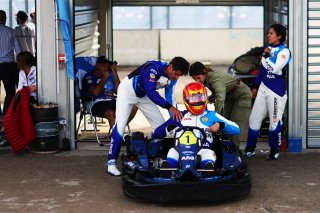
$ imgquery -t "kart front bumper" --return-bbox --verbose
[122,173,251,202]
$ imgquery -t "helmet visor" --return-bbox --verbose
[187,94,206,106]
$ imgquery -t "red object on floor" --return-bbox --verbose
[2,87,36,153]
[280,136,287,152]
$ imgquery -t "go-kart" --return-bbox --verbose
[121,126,251,202]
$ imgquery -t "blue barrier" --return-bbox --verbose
[288,137,302,152]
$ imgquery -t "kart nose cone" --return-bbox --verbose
[178,168,199,181]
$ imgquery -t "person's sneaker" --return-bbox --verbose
[203,161,214,178]
[107,160,121,176]
[0,139,9,147]
[160,160,172,178]
[267,149,280,160]
[245,147,256,158]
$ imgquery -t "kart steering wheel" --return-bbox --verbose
[174,126,207,145]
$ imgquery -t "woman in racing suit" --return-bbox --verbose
[245,24,291,160]
[152,82,240,169]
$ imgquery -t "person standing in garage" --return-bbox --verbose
[0,10,22,115]
[189,62,252,148]
[245,24,291,160]
[14,11,36,56]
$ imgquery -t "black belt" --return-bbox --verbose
[229,79,241,93]
[128,63,153,79]
[128,65,142,79]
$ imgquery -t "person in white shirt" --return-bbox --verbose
[27,8,36,47]
[14,11,36,56]
[29,7,36,26]
[16,51,37,102]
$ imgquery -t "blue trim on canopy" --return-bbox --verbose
[56,0,75,80]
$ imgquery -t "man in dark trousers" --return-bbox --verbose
[0,10,22,115]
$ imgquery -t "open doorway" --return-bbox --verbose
[74,0,290,149]
[111,4,264,141]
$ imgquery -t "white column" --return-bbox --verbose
[288,0,308,149]
[36,0,75,149]
[36,0,57,102]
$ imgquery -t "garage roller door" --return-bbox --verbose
[75,0,100,56]
[307,0,320,148]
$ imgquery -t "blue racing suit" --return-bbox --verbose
[253,43,291,97]
[108,60,177,161]
[81,70,116,112]
[130,60,177,108]
[247,43,291,150]
[152,109,240,168]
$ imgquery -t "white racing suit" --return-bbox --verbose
[247,43,291,150]
[108,60,177,161]
[152,110,240,168]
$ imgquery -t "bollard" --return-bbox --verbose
[288,137,302,152]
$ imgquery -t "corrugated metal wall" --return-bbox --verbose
[75,0,100,56]
[307,0,320,148]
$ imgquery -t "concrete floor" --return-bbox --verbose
[0,146,320,213]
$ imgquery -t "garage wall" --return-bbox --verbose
[161,29,263,64]
[113,29,263,65]
[113,30,160,65]
[75,0,100,56]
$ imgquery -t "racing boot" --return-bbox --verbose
[244,147,256,158]
[267,148,280,160]
[246,128,259,158]
[107,159,121,176]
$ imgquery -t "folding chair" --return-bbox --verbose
[75,57,107,145]
[77,97,109,146]
[76,96,131,146]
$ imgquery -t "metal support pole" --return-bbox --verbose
[288,0,308,150]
